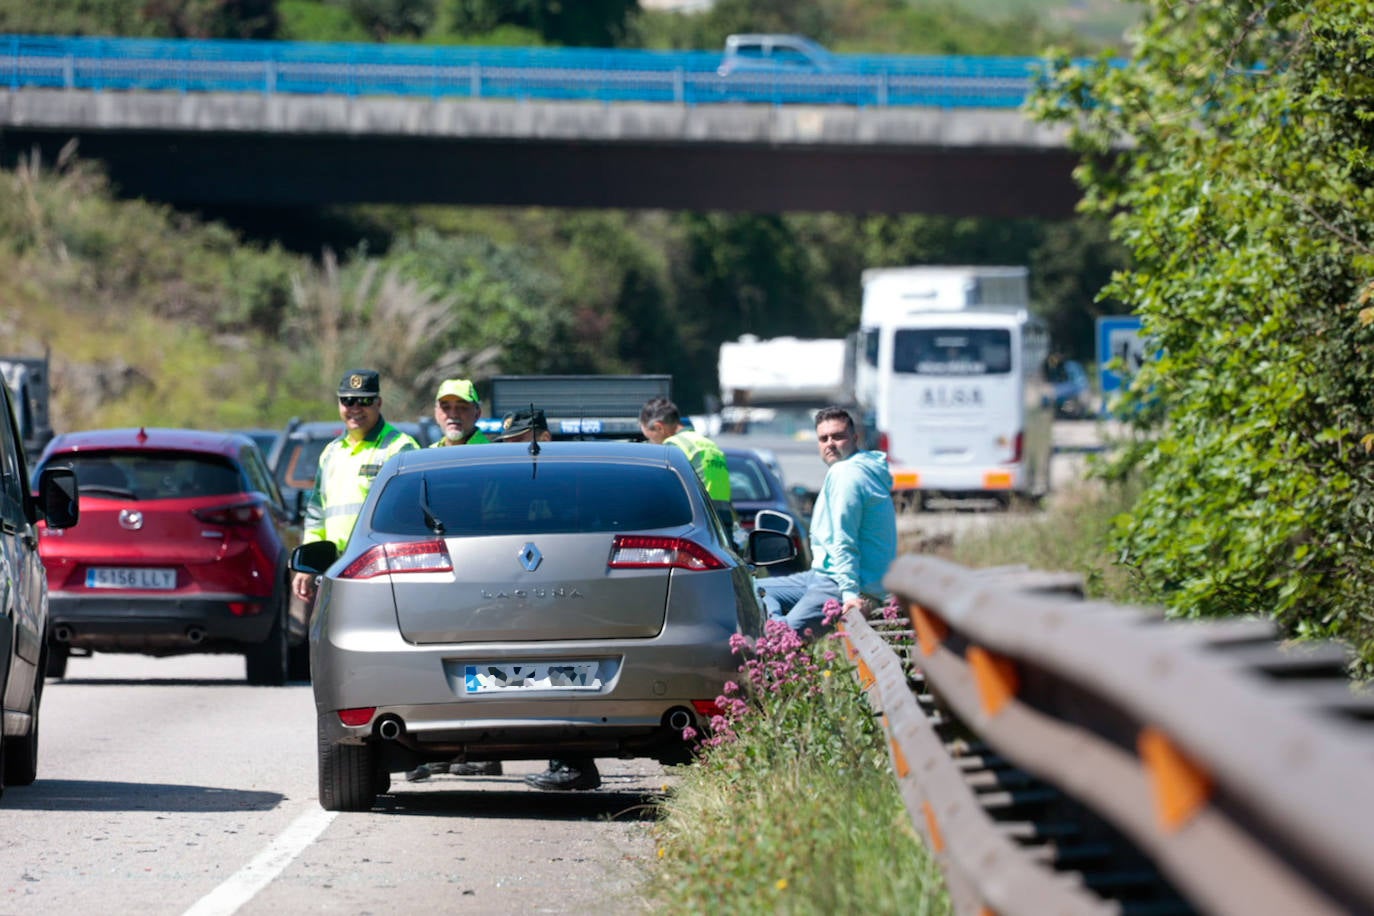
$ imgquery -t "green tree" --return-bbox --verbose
[141,0,281,38]
[1031,1,1374,665]
[344,0,435,40]
[444,0,637,46]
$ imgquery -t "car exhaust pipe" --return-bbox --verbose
[666,708,694,732]
[53,624,73,643]
[377,717,405,741]
[186,626,206,645]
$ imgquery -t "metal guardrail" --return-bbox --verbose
[0,34,1041,108]
[838,555,1374,915]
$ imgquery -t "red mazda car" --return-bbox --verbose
[34,428,300,685]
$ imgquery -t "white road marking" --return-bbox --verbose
[181,807,337,916]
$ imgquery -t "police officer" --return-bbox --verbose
[639,396,731,502]
[291,369,420,602]
[431,377,489,446]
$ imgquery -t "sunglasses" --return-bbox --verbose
[339,396,377,408]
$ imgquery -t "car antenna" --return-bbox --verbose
[527,402,541,459]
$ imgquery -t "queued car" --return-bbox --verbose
[269,417,436,510]
[723,446,812,575]
[1048,358,1094,419]
[291,439,796,811]
[1,381,78,797]
[230,427,283,461]
[33,428,300,685]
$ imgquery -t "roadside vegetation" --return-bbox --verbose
[1032,0,1374,669]
[647,617,951,915]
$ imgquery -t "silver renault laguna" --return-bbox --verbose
[292,439,794,810]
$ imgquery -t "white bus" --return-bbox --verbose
[854,266,1054,508]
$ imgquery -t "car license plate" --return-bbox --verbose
[85,567,177,590]
[464,661,602,694]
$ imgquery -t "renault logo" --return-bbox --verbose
[118,509,144,531]
[518,542,542,572]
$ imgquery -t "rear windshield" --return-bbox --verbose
[60,450,243,500]
[893,328,1012,375]
[371,463,693,536]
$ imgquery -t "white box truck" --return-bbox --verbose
[854,266,1053,507]
[715,335,856,502]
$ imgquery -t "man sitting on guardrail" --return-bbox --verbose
[760,406,896,638]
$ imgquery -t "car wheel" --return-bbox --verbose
[287,641,310,683]
[245,593,288,687]
[373,761,391,797]
[318,716,378,812]
[46,643,68,680]
[3,691,39,787]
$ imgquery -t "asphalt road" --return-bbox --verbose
[0,653,666,916]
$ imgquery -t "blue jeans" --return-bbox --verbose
[760,570,840,637]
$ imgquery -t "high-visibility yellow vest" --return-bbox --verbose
[666,430,732,502]
[302,419,419,550]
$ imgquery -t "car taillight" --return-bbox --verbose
[227,601,260,617]
[608,535,725,571]
[1010,431,1024,463]
[339,540,452,579]
[692,699,723,718]
[193,501,265,525]
[338,707,376,727]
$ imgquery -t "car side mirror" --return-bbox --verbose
[291,541,339,576]
[753,508,794,537]
[747,528,796,567]
[37,466,79,529]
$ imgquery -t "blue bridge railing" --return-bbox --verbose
[0,35,1045,109]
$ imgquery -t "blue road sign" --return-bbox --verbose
[1096,315,1145,415]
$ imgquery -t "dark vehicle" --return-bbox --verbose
[34,428,299,685]
[292,440,795,811]
[723,447,812,575]
[230,427,283,460]
[1048,359,1094,419]
[269,418,435,510]
[1,381,78,797]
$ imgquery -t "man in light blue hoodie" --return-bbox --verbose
[762,406,897,637]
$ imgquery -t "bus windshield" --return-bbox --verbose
[893,328,1012,376]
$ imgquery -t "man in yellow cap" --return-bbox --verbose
[431,378,489,447]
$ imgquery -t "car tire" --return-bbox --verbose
[3,691,39,787]
[287,641,310,683]
[45,643,68,680]
[245,592,288,687]
[318,717,378,812]
[373,762,391,797]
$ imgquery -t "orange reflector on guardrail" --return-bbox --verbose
[913,604,948,657]
[968,646,1019,716]
[1138,726,1214,832]
[922,800,945,853]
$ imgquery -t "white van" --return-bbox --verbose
[854,266,1053,507]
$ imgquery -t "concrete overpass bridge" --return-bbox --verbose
[0,36,1085,217]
